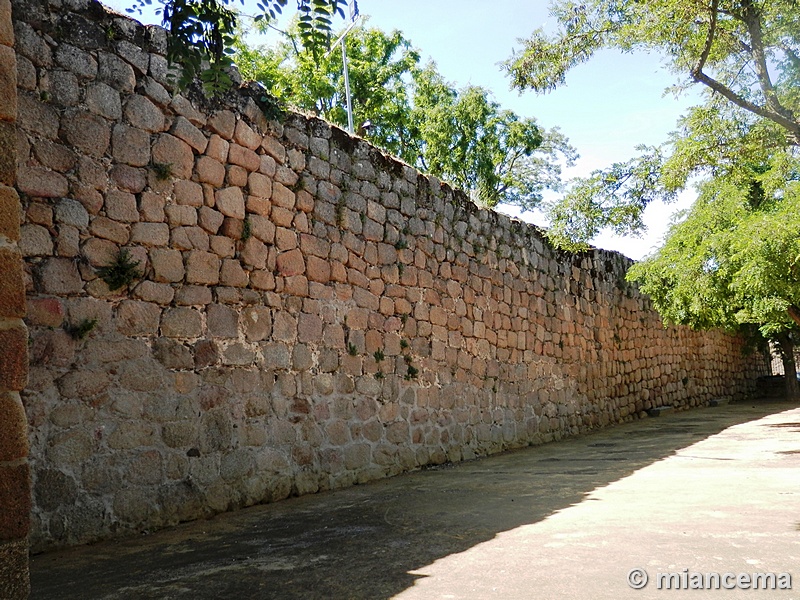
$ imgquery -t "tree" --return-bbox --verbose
[127,0,347,93]
[506,1,800,389]
[235,18,422,161]
[628,170,800,398]
[236,20,577,208]
[504,0,800,246]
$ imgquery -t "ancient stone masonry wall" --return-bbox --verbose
[1,0,32,596]
[15,0,764,552]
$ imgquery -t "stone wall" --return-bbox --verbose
[1,0,31,595]
[15,0,764,553]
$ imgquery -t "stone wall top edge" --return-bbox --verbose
[12,0,639,273]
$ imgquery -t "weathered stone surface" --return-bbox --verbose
[174,180,203,207]
[60,109,110,158]
[14,21,50,67]
[16,167,68,198]
[125,94,166,133]
[219,259,248,288]
[215,186,245,219]
[104,190,139,223]
[207,304,238,338]
[0,0,14,47]
[14,3,767,560]
[55,43,97,79]
[152,134,194,179]
[39,257,82,295]
[234,120,260,150]
[115,300,162,336]
[152,338,193,370]
[98,51,136,93]
[196,156,225,187]
[198,206,224,234]
[171,116,207,153]
[276,248,305,277]
[111,124,150,167]
[0,463,30,539]
[0,45,16,122]
[0,324,27,390]
[185,250,220,285]
[149,247,184,283]
[85,82,122,120]
[0,539,30,599]
[160,307,202,338]
[110,165,147,194]
[0,248,23,320]
[227,143,260,172]
[33,140,77,173]
[208,110,235,139]
[15,54,35,91]
[171,95,205,125]
[19,224,52,257]
[130,222,169,246]
[165,205,197,227]
[89,217,129,244]
[54,199,89,229]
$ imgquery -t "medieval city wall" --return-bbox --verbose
[1,0,31,595]
[13,0,763,552]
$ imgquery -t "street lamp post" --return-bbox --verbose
[326,0,360,133]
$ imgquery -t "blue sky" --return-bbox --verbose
[104,0,704,259]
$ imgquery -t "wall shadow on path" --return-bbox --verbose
[30,400,791,600]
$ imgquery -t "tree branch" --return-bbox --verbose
[690,0,800,144]
[691,0,719,79]
[779,42,800,72]
[740,0,793,120]
[788,305,800,328]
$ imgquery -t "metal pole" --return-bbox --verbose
[341,37,354,133]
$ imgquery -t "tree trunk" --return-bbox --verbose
[776,332,800,400]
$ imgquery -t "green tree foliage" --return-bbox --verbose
[508,1,800,386]
[505,0,800,247]
[628,169,800,396]
[236,20,576,208]
[235,19,421,160]
[127,0,347,94]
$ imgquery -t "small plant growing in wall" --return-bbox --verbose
[373,349,385,362]
[151,162,173,181]
[395,238,408,251]
[400,338,409,350]
[241,217,252,242]
[348,342,358,356]
[64,318,98,341]
[398,263,405,276]
[97,249,142,291]
[405,363,419,380]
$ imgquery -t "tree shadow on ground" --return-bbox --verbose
[30,399,792,600]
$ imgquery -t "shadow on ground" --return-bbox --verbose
[30,399,792,600]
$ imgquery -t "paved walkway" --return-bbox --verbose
[31,399,800,599]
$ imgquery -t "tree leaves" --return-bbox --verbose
[235,20,576,209]
[131,0,346,96]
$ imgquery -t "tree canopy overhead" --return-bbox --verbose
[505,0,800,249]
[506,0,800,143]
[509,0,800,389]
[235,18,577,209]
[127,0,349,93]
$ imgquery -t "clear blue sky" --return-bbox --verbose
[104,0,703,259]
